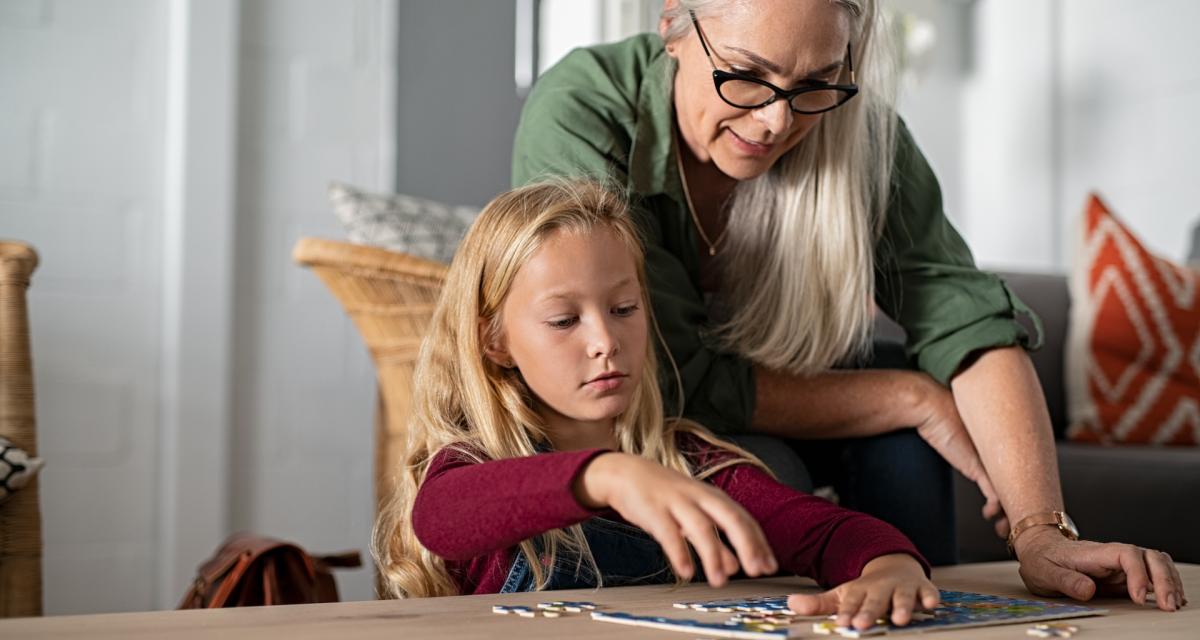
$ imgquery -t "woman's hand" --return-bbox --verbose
[1015,528,1188,611]
[906,372,1009,537]
[573,452,778,587]
[787,554,939,631]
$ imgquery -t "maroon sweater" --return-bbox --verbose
[411,433,929,594]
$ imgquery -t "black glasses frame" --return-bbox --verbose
[689,10,859,115]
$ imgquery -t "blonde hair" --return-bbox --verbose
[663,0,898,372]
[371,178,765,598]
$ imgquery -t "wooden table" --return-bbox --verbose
[3,562,1196,638]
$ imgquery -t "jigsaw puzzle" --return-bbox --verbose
[586,590,1107,638]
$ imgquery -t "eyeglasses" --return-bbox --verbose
[689,10,859,115]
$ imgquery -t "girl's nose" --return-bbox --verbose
[588,321,620,359]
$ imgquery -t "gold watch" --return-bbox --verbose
[1007,510,1079,557]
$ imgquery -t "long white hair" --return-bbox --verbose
[662,0,898,373]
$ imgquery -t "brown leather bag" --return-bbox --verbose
[178,532,363,608]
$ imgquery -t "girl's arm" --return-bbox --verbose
[411,447,609,561]
[709,459,938,631]
[708,461,930,587]
[574,452,778,587]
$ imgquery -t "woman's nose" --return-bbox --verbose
[753,98,793,136]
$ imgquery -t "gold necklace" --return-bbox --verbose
[675,141,727,256]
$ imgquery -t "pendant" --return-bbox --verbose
[709,246,717,256]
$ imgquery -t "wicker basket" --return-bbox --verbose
[0,240,43,617]
[293,238,448,509]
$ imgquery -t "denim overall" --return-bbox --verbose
[499,516,684,593]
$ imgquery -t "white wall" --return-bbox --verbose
[231,0,395,604]
[538,0,658,75]
[1,0,169,614]
[902,0,1200,272]
[0,0,394,613]
[1058,0,1200,264]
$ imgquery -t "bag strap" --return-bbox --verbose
[315,551,363,569]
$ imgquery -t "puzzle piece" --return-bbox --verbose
[1027,622,1081,638]
[491,605,534,615]
[591,610,797,639]
[491,601,601,618]
[675,595,796,615]
[538,600,598,612]
[812,617,890,637]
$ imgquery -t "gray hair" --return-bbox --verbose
[664,0,898,373]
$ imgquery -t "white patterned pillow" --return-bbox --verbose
[0,436,44,504]
[328,182,479,264]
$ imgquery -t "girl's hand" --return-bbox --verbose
[574,452,778,587]
[787,554,939,631]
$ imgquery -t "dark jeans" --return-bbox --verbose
[730,341,959,566]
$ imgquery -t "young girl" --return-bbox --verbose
[373,179,939,632]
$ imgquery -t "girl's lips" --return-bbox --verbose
[727,129,774,157]
[584,374,627,392]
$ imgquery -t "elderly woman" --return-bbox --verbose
[512,0,1185,611]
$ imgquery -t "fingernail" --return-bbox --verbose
[1137,588,1147,603]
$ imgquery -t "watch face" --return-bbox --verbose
[1057,511,1080,539]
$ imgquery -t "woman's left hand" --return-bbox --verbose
[1016,528,1188,611]
[786,554,939,631]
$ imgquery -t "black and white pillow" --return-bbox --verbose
[328,182,479,265]
[0,436,44,504]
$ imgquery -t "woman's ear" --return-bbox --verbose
[478,318,514,369]
[659,0,678,52]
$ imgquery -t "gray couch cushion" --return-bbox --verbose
[874,271,1070,436]
[995,272,1071,437]
[956,443,1200,563]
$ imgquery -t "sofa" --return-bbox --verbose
[880,272,1200,564]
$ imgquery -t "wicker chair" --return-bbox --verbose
[0,240,43,617]
[292,238,448,511]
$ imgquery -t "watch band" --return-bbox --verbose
[1007,511,1079,557]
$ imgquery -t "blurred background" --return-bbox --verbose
[1,0,1197,614]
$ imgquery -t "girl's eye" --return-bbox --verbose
[547,316,577,329]
[612,304,639,317]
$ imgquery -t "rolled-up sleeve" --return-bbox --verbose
[876,122,1043,385]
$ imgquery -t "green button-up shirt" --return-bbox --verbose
[512,34,1040,435]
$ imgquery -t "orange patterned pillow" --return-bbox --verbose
[1066,194,1200,445]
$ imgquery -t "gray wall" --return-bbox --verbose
[395,0,525,206]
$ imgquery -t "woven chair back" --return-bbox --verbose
[293,238,448,510]
[0,240,42,617]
